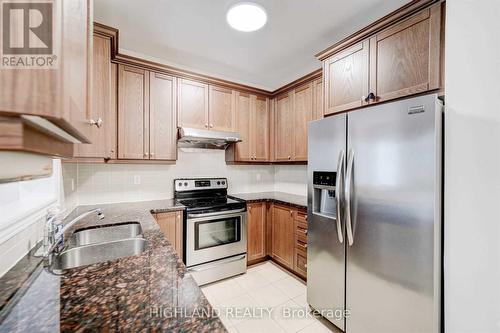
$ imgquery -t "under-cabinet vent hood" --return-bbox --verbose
[177,127,241,149]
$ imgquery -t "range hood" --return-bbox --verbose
[177,127,241,149]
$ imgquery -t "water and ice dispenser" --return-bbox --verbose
[312,171,337,219]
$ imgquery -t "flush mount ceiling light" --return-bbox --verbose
[226,2,267,32]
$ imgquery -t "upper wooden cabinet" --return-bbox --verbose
[322,3,443,114]
[149,73,177,160]
[274,93,294,161]
[369,5,442,103]
[293,83,313,161]
[74,33,117,159]
[247,202,267,262]
[0,0,93,144]
[324,41,369,115]
[252,96,270,161]
[118,65,177,161]
[209,86,236,132]
[312,78,324,120]
[177,79,209,130]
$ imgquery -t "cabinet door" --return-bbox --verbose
[293,83,313,161]
[369,5,442,103]
[118,65,149,159]
[313,78,323,121]
[324,40,369,115]
[275,93,294,161]
[149,73,177,160]
[272,205,295,269]
[209,85,235,132]
[177,79,209,130]
[234,92,252,161]
[75,34,117,159]
[155,211,183,258]
[247,203,266,262]
[252,96,269,161]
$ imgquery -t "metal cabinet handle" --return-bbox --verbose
[150,153,155,158]
[210,124,214,128]
[143,153,148,157]
[288,155,291,160]
[345,149,354,246]
[364,92,376,102]
[335,150,345,243]
[204,123,209,128]
[89,117,103,128]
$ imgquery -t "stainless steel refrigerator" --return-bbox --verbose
[307,93,442,333]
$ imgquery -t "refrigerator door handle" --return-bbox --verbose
[345,149,354,246]
[335,150,345,243]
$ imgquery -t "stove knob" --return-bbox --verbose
[184,182,188,187]
[178,182,182,187]
[217,181,221,185]
[222,181,226,185]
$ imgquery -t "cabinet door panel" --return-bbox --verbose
[118,65,149,159]
[313,78,323,121]
[275,94,294,161]
[293,83,313,161]
[155,211,183,258]
[235,92,252,161]
[324,41,369,115]
[177,79,208,130]
[247,203,266,262]
[75,34,116,159]
[253,96,269,161]
[370,6,441,102]
[272,205,295,269]
[209,85,235,132]
[150,73,176,160]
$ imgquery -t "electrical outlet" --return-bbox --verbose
[133,175,141,185]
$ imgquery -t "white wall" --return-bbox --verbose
[274,165,308,195]
[444,1,500,332]
[63,149,278,206]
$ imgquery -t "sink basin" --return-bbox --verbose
[72,222,142,246]
[51,237,147,271]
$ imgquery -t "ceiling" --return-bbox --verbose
[94,0,408,91]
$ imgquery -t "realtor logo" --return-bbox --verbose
[1,0,58,68]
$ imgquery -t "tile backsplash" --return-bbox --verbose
[63,149,308,208]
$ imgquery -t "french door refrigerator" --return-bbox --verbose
[307,93,442,333]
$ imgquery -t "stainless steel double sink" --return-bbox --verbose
[49,222,147,271]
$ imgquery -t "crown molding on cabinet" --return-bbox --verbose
[271,69,322,97]
[315,0,441,61]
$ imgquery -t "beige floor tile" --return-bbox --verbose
[233,269,271,291]
[201,279,247,305]
[273,276,306,299]
[234,317,286,333]
[256,262,291,282]
[298,319,339,333]
[218,293,263,325]
[272,300,317,333]
[249,284,290,308]
[291,293,308,308]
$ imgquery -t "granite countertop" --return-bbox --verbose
[229,191,307,210]
[0,199,226,333]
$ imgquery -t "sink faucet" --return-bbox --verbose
[36,208,105,258]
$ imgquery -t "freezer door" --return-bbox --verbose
[345,94,442,333]
[307,113,347,331]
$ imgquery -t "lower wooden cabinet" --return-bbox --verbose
[294,210,308,279]
[154,211,183,258]
[247,202,267,262]
[271,204,295,269]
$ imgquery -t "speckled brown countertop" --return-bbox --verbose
[229,192,307,210]
[0,199,227,333]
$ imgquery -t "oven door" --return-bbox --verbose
[186,209,247,267]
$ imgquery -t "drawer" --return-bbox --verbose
[295,233,308,252]
[294,248,307,278]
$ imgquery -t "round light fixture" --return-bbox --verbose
[226,2,267,32]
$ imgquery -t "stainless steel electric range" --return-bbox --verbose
[174,178,247,285]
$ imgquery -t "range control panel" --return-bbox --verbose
[313,171,336,187]
[175,178,227,191]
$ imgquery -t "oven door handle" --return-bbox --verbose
[188,255,247,272]
[187,208,246,218]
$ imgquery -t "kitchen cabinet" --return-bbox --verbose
[177,79,209,130]
[313,78,324,120]
[209,85,236,132]
[368,5,442,103]
[294,210,308,279]
[155,211,183,258]
[271,204,295,269]
[293,83,313,161]
[118,65,177,161]
[274,93,294,161]
[74,33,117,159]
[322,3,442,114]
[227,93,269,162]
[0,0,93,144]
[247,202,267,262]
[324,40,370,115]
